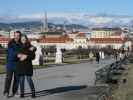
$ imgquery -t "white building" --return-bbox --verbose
[0,35,9,48]
[27,34,43,39]
[38,34,74,50]
[88,37,125,49]
[73,32,88,49]
[91,28,122,38]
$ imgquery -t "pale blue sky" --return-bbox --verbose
[0,0,132,16]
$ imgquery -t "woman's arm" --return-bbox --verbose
[26,46,36,60]
[26,51,35,60]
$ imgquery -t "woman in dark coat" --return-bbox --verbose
[16,35,36,98]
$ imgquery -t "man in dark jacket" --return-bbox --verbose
[96,51,100,64]
[3,31,21,97]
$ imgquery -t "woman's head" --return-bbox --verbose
[21,35,30,46]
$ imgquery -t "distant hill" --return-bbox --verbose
[0,23,10,30]
[0,21,42,30]
[0,21,88,30]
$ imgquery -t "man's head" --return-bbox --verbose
[14,31,21,42]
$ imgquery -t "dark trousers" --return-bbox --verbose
[96,58,100,63]
[19,76,35,95]
[4,70,18,94]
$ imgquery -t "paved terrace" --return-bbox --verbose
[0,58,116,100]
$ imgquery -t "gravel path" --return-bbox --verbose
[111,64,133,100]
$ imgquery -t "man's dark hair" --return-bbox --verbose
[8,31,22,47]
[15,31,22,37]
[16,31,21,34]
[15,31,22,43]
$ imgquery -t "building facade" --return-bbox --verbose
[0,35,9,48]
[91,28,122,38]
[73,32,88,49]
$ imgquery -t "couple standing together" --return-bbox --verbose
[3,31,36,98]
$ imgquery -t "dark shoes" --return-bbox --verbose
[20,94,24,98]
[3,92,36,98]
[20,93,36,98]
[3,92,10,98]
[31,92,36,98]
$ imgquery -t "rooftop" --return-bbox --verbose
[39,34,73,43]
[91,27,122,31]
[40,32,63,35]
[75,32,86,38]
[0,35,9,43]
[90,38,125,43]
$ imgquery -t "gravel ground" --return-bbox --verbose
[111,64,133,100]
[0,58,115,100]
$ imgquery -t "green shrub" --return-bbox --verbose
[0,44,3,48]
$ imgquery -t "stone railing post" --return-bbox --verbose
[55,46,62,64]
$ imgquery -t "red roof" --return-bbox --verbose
[39,35,73,43]
[76,32,86,37]
[0,35,9,43]
[90,38,125,44]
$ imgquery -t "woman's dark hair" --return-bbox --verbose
[21,35,31,47]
